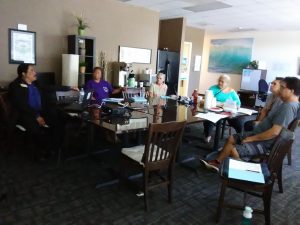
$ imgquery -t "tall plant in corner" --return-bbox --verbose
[75,12,89,36]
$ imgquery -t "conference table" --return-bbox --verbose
[63,97,257,187]
[87,97,256,152]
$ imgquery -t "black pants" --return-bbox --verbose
[17,108,66,154]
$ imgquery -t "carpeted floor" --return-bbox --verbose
[0,123,299,225]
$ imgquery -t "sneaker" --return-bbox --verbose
[200,159,220,173]
[136,191,144,197]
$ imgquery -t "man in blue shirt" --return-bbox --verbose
[9,64,71,160]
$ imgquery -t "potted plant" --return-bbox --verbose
[79,61,86,74]
[248,60,259,69]
[75,13,89,36]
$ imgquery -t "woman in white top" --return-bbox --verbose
[149,73,168,97]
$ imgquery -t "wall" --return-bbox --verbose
[185,26,205,95]
[0,0,159,84]
[199,31,300,93]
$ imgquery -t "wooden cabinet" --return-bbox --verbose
[67,35,96,85]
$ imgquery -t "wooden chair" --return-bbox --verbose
[55,90,79,104]
[216,129,294,225]
[0,91,28,154]
[286,117,300,165]
[251,116,300,193]
[122,87,145,99]
[120,121,186,211]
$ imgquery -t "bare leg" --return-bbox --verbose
[215,135,240,162]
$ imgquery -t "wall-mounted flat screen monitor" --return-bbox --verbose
[240,69,267,92]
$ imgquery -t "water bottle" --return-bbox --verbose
[241,206,253,225]
[79,88,84,104]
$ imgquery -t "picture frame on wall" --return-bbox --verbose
[119,46,151,64]
[9,28,36,64]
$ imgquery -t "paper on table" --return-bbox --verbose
[228,159,264,184]
[194,112,229,123]
[229,158,262,173]
[102,98,124,103]
[238,107,258,115]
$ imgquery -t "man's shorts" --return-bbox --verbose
[233,132,273,161]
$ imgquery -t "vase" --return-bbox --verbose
[79,66,86,74]
[78,28,85,36]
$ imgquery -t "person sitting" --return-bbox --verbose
[85,67,123,105]
[149,72,168,98]
[200,77,300,172]
[9,63,71,160]
[203,74,241,143]
[243,77,283,132]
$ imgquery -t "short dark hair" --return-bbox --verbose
[275,77,284,81]
[17,63,33,79]
[282,77,300,96]
[93,67,104,80]
[93,67,104,73]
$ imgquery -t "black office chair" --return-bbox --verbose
[257,79,269,102]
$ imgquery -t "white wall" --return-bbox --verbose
[199,31,300,93]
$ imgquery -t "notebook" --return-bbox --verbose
[63,91,93,112]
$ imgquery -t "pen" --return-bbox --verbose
[245,170,260,173]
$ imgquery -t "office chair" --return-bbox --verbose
[257,79,269,102]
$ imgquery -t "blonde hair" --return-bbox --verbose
[219,74,231,84]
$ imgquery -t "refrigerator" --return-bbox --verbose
[156,50,180,95]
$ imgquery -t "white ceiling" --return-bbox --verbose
[116,0,300,33]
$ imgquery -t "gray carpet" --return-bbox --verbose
[0,124,299,225]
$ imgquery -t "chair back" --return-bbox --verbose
[267,128,294,178]
[257,79,269,102]
[122,87,145,99]
[143,121,186,170]
[55,90,79,103]
[288,118,300,132]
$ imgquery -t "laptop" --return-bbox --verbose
[63,90,93,112]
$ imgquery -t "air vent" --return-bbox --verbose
[183,1,231,12]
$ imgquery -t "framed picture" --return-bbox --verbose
[119,46,151,64]
[9,29,36,64]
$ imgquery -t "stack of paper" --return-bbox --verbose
[228,159,265,183]
[194,112,229,123]
[238,107,258,115]
[102,98,124,103]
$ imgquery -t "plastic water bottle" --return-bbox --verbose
[241,206,253,225]
[79,88,84,104]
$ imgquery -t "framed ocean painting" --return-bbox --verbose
[208,38,253,74]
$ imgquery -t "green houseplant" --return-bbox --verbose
[75,13,89,36]
[248,60,259,69]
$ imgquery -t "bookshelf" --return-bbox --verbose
[67,35,96,86]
